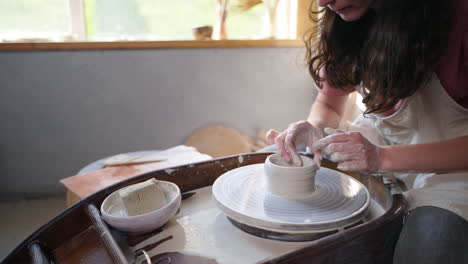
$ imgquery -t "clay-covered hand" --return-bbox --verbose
[266,120,324,166]
[317,131,381,173]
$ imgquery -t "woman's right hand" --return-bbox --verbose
[266,120,324,166]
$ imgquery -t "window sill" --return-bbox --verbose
[0,39,305,51]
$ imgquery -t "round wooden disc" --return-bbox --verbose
[185,125,253,158]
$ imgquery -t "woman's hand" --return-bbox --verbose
[266,121,324,166]
[317,131,382,173]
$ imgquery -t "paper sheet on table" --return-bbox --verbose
[60,145,212,199]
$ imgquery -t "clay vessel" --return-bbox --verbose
[264,153,317,200]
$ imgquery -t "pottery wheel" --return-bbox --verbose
[212,164,370,240]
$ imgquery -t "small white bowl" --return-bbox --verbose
[100,180,181,234]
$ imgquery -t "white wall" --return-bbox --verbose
[0,47,317,198]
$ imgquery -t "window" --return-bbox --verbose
[0,0,71,42]
[85,0,266,40]
[0,0,300,43]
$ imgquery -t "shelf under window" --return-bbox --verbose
[0,39,305,51]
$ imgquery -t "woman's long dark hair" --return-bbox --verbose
[306,0,450,114]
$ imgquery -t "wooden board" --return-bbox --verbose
[61,146,212,202]
[185,125,254,158]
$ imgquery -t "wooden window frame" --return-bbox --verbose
[0,39,304,51]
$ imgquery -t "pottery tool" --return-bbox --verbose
[101,153,167,167]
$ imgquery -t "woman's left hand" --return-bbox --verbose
[317,131,382,173]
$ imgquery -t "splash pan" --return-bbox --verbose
[212,164,370,241]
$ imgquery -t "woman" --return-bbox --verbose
[267,0,468,263]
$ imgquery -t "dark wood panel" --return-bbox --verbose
[3,202,92,263]
[53,226,113,264]
[261,195,406,264]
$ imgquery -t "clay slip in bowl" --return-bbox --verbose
[100,181,181,234]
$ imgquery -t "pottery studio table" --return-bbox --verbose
[60,145,212,206]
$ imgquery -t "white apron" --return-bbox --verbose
[351,74,468,220]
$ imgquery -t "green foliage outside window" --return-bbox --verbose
[0,0,267,41]
[85,0,266,40]
[0,0,69,38]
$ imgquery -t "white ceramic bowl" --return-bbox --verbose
[100,180,181,234]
